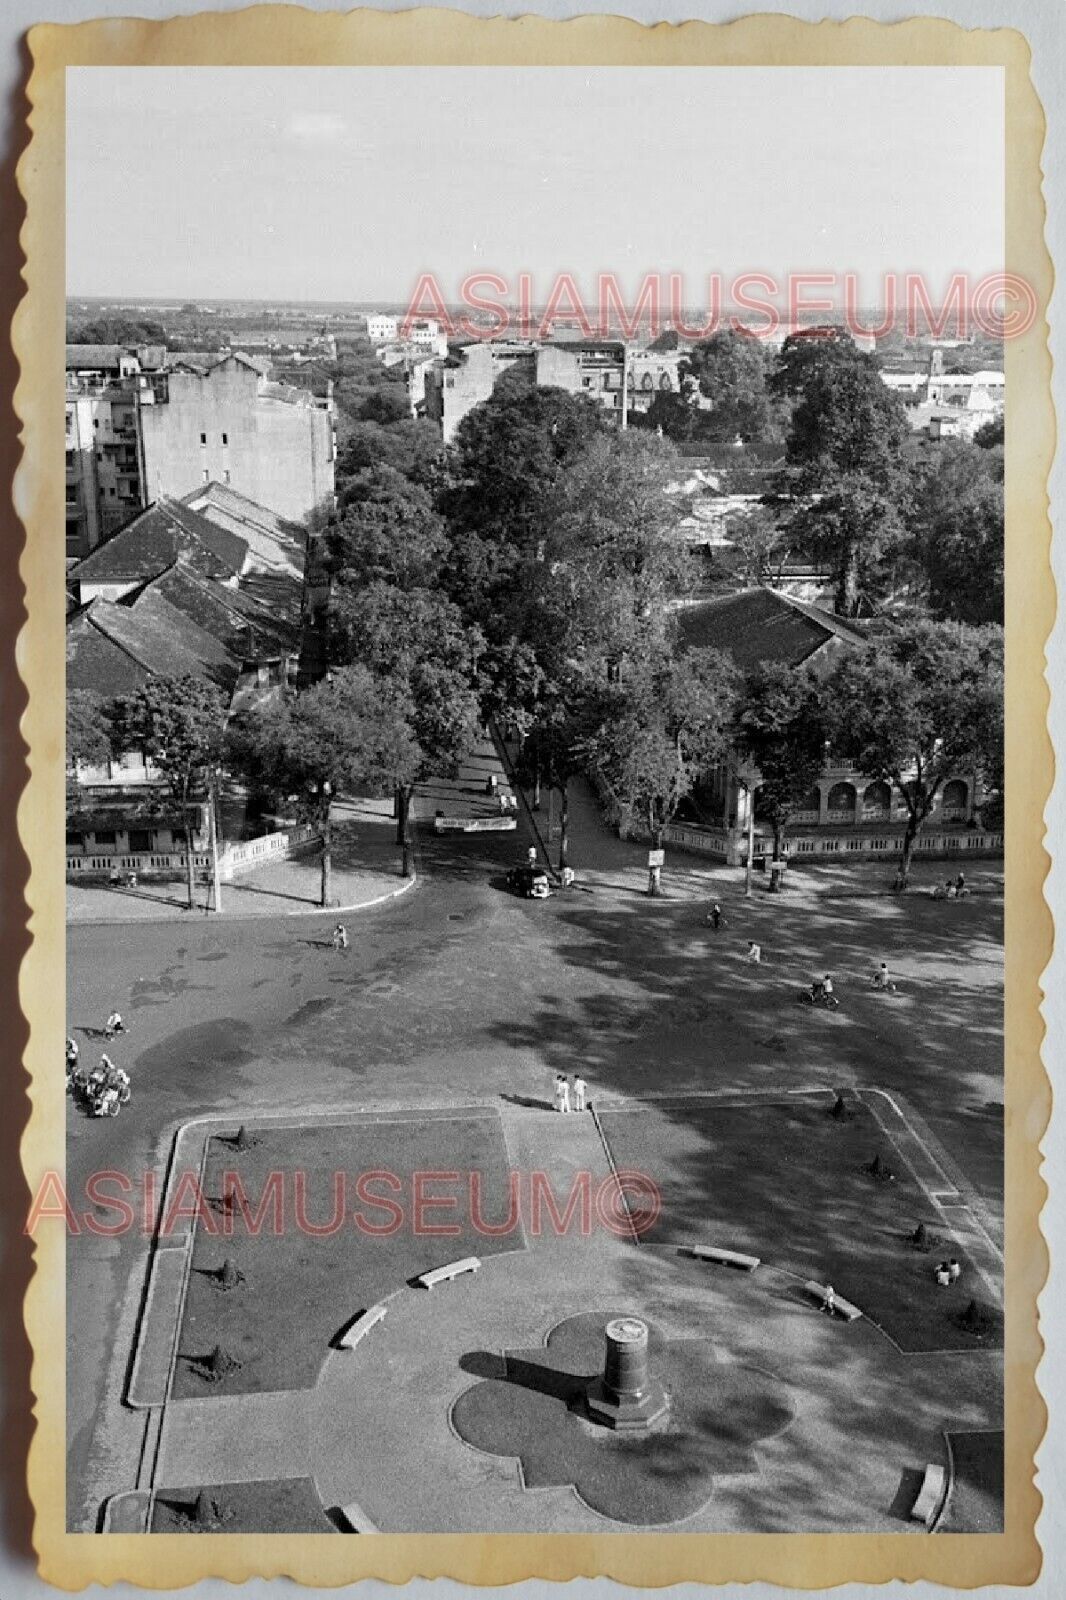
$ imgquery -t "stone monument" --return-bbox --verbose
[586,1316,669,1431]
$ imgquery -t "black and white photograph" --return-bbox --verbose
[23,23,1044,1578]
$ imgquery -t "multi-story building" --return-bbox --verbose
[65,346,336,557]
[139,354,335,521]
[365,314,399,343]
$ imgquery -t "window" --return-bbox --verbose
[202,468,210,483]
[223,469,231,484]
[128,829,152,852]
[221,432,228,445]
[93,419,99,429]
[200,432,207,445]
[92,829,117,847]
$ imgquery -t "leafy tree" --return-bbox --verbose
[335,420,444,488]
[680,330,780,443]
[910,442,1003,624]
[643,388,702,442]
[328,582,483,865]
[67,690,112,772]
[231,667,420,905]
[974,415,1004,449]
[326,467,448,592]
[725,504,791,589]
[581,647,739,890]
[825,620,1003,885]
[111,676,227,909]
[772,334,913,614]
[68,317,166,345]
[736,663,829,860]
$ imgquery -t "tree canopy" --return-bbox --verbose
[737,662,829,858]
[910,441,1004,624]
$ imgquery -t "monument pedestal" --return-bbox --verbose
[586,1317,669,1431]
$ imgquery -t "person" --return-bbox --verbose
[955,871,967,897]
[332,923,349,952]
[746,941,761,964]
[553,1073,570,1114]
[572,1075,587,1112]
[104,1011,125,1040]
[872,962,892,990]
[821,973,834,998]
[935,1262,951,1287]
[948,1258,962,1282]
[66,1037,79,1068]
[527,846,538,868]
[708,902,722,930]
[822,1285,836,1316]
[944,878,957,899]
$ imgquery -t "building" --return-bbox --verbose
[365,314,399,343]
[139,354,335,521]
[649,589,986,862]
[65,344,336,558]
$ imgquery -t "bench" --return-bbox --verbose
[911,1462,948,1527]
[418,1256,480,1290]
[686,1245,761,1271]
[337,1303,388,1349]
[804,1280,862,1321]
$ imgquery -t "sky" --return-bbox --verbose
[66,66,1004,305]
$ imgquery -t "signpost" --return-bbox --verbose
[647,847,664,896]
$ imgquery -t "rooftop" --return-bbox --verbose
[69,499,249,586]
[678,588,866,671]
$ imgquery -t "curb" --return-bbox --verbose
[66,869,418,927]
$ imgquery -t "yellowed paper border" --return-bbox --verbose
[15,7,1052,1588]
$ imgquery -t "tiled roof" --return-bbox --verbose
[181,482,305,577]
[66,593,238,698]
[69,500,249,585]
[149,559,300,658]
[66,344,124,370]
[678,588,865,672]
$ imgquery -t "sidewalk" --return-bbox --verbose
[66,808,415,924]
[497,754,1004,909]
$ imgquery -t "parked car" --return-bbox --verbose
[506,862,551,899]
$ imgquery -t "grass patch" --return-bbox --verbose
[175,1110,522,1398]
[150,1477,336,1533]
[600,1099,998,1354]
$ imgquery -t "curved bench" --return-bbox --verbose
[804,1280,862,1321]
[911,1462,948,1527]
[686,1245,761,1271]
[337,1303,388,1349]
[418,1256,480,1290]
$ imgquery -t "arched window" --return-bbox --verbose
[641,372,654,391]
[799,787,821,813]
[827,782,856,814]
[943,779,968,810]
[862,780,891,817]
[659,373,673,390]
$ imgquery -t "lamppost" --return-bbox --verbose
[310,778,333,907]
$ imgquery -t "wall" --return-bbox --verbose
[139,360,335,521]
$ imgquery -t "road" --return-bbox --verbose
[64,817,1003,1528]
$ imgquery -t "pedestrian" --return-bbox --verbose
[527,846,538,868]
[948,1258,961,1282]
[708,902,722,930]
[66,1037,79,1068]
[104,1011,125,1040]
[955,871,966,896]
[332,923,349,952]
[553,1073,571,1113]
[746,941,761,964]
[873,962,891,990]
[821,972,834,999]
[935,1261,951,1287]
[572,1075,587,1112]
[822,1285,836,1316]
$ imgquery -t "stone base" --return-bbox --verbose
[585,1378,670,1432]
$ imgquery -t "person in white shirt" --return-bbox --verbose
[572,1076,587,1112]
[746,942,762,964]
[553,1073,571,1113]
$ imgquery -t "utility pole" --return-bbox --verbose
[620,342,629,432]
[208,774,223,914]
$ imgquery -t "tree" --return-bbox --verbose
[335,420,444,489]
[973,415,1004,449]
[68,317,166,345]
[736,663,829,860]
[680,330,780,443]
[725,504,791,589]
[582,647,739,891]
[772,333,913,614]
[325,467,448,592]
[825,620,1003,885]
[67,690,112,772]
[111,676,227,910]
[910,442,1003,624]
[231,667,420,906]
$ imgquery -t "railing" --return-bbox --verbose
[67,824,322,883]
[663,823,731,859]
[664,823,1002,866]
[221,823,321,877]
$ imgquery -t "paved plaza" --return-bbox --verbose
[66,737,1004,1534]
